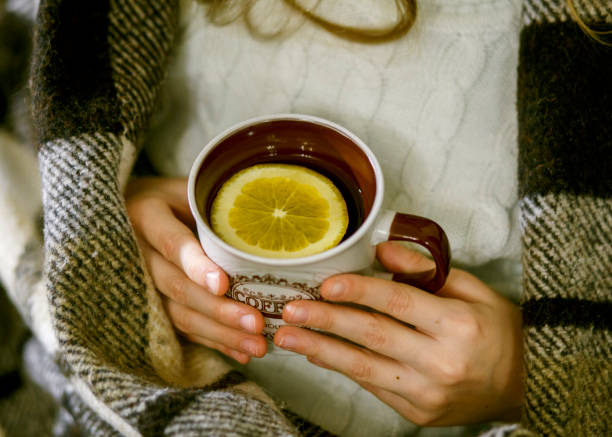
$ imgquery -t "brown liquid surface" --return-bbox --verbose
[208,159,364,244]
[195,119,377,248]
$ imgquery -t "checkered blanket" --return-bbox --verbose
[0,0,610,435]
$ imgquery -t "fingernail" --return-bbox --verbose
[239,314,256,333]
[205,271,219,294]
[326,281,345,299]
[276,334,298,350]
[285,304,308,323]
[240,338,260,356]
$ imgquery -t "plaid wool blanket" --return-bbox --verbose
[0,0,611,435]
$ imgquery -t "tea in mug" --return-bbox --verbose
[209,162,364,258]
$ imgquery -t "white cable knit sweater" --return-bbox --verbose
[2,0,609,435]
[143,1,523,435]
[147,0,522,279]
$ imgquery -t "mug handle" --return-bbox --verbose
[371,210,451,293]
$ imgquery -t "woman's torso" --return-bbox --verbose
[144,1,523,435]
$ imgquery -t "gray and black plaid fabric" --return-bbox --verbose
[29,0,313,435]
[0,0,609,435]
[511,1,612,436]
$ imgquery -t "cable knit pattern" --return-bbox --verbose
[147,0,523,270]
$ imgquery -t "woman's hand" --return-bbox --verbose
[274,241,523,426]
[125,177,267,364]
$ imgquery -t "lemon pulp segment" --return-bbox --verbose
[210,163,348,258]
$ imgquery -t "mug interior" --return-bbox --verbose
[193,116,379,257]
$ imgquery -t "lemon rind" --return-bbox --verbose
[211,163,349,258]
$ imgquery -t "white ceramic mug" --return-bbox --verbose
[188,114,450,338]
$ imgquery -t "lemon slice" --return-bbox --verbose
[211,163,348,258]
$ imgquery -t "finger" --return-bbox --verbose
[165,298,267,358]
[274,325,420,398]
[133,198,229,295]
[149,178,194,225]
[141,237,264,334]
[282,300,432,368]
[377,242,494,303]
[358,382,437,427]
[184,333,250,365]
[127,178,193,224]
[435,269,497,303]
[320,273,448,334]
[376,241,436,275]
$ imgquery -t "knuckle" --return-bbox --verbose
[214,344,233,357]
[347,356,374,381]
[421,387,450,412]
[172,308,195,334]
[361,314,388,350]
[183,261,204,284]
[385,284,413,320]
[160,231,184,261]
[410,409,444,427]
[436,358,470,385]
[214,301,236,324]
[125,196,146,223]
[165,274,188,305]
[314,306,335,331]
[304,337,320,357]
[445,302,484,342]
[219,332,243,351]
[338,275,361,300]
[450,306,482,340]
[403,248,430,268]
[409,413,430,427]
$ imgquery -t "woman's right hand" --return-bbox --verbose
[125,177,267,364]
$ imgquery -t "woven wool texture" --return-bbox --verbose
[29,0,315,435]
[0,0,607,435]
[515,0,612,436]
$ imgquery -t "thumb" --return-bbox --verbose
[376,241,440,292]
[377,242,491,302]
[376,241,494,302]
[376,241,436,275]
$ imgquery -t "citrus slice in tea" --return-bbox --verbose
[210,163,349,258]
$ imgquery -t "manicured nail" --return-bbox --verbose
[239,314,256,333]
[240,338,260,356]
[205,271,220,294]
[326,281,345,299]
[276,334,298,350]
[285,304,308,324]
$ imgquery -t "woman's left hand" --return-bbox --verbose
[273,241,523,426]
